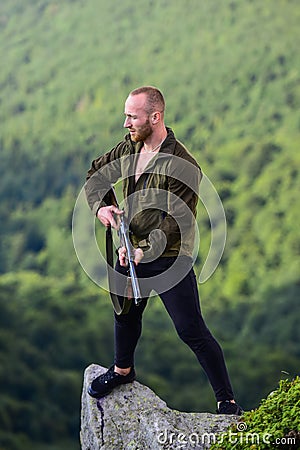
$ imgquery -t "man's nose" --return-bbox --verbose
[124,117,131,128]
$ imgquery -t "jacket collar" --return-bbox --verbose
[160,127,177,155]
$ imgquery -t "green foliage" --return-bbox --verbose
[211,376,300,449]
[0,272,114,450]
[0,0,299,448]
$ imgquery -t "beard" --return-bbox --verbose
[130,119,152,142]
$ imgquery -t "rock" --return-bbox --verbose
[80,364,239,450]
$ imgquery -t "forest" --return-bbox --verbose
[0,0,299,449]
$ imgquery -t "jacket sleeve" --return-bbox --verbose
[85,142,125,215]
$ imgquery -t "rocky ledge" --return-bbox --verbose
[80,364,239,450]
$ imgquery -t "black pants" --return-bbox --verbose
[114,256,234,402]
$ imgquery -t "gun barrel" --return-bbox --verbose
[128,260,142,305]
[119,216,142,305]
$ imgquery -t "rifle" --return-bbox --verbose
[105,188,142,314]
[117,209,142,306]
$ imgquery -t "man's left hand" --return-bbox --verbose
[118,247,144,267]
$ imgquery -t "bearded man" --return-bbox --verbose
[84,86,243,415]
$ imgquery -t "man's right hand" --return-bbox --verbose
[97,206,123,229]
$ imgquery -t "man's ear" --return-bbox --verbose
[151,112,160,124]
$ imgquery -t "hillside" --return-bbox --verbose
[0,0,299,449]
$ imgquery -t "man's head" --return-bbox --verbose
[124,86,165,142]
[129,86,165,116]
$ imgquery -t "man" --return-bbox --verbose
[85,86,242,415]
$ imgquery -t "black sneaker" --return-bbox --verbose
[217,400,244,416]
[88,365,136,399]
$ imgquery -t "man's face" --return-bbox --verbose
[123,93,152,142]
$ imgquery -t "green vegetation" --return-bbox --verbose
[0,0,299,448]
[211,376,300,449]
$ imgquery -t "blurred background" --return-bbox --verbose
[0,0,299,449]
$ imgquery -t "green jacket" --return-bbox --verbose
[85,128,202,260]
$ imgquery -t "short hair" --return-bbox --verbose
[129,86,165,115]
